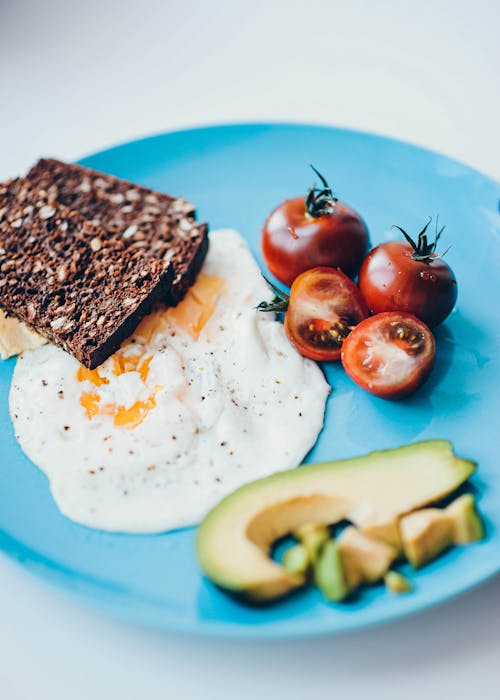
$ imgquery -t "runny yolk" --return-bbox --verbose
[167,273,226,340]
[78,351,155,427]
[112,352,153,380]
[77,366,109,386]
[112,393,158,429]
[80,392,101,419]
[100,385,163,429]
[138,356,153,382]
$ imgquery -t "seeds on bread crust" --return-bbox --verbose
[27,159,209,305]
[0,178,173,368]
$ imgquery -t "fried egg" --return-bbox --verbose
[9,229,330,533]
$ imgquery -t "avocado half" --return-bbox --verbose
[196,440,476,603]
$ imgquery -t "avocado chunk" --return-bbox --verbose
[400,509,453,568]
[313,540,349,602]
[446,494,484,544]
[282,543,310,576]
[337,526,397,587]
[361,518,403,555]
[294,522,330,562]
[385,571,412,594]
[196,440,476,603]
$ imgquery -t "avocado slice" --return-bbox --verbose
[385,571,412,594]
[400,508,453,568]
[196,440,476,603]
[446,494,484,544]
[337,526,397,587]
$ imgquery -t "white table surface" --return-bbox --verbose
[1,1,499,698]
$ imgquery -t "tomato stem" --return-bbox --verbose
[392,216,448,262]
[256,274,290,313]
[305,165,338,218]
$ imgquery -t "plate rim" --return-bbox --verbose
[76,119,500,187]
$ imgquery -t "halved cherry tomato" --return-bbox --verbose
[262,167,369,287]
[358,218,457,327]
[282,267,369,361]
[341,312,435,399]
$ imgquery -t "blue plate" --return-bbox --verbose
[1,123,499,639]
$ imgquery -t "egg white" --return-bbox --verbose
[9,229,330,533]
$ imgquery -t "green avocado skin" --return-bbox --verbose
[196,440,477,602]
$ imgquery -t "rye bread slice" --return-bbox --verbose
[27,159,208,305]
[0,178,173,368]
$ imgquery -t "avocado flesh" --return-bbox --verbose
[361,518,403,554]
[385,571,412,594]
[294,522,330,562]
[446,494,484,544]
[282,544,310,576]
[313,540,349,602]
[337,526,397,587]
[196,440,476,602]
[400,509,453,568]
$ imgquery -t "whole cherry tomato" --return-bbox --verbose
[258,267,369,361]
[358,218,457,327]
[261,166,370,287]
[341,311,436,399]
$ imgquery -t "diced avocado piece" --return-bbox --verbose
[293,522,330,562]
[400,508,453,568]
[361,518,403,555]
[338,526,397,585]
[385,571,412,594]
[282,543,310,576]
[313,540,349,602]
[337,542,364,591]
[196,440,476,603]
[445,494,484,544]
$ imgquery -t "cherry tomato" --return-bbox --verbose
[341,312,435,399]
[358,219,457,327]
[280,267,369,361]
[261,167,369,287]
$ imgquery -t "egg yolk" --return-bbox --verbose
[77,366,109,386]
[77,352,155,428]
[111,352,152,379]
[80,392,101,419]
[167,273,225,340]
[112,393,158,429]
[74,271,224,429]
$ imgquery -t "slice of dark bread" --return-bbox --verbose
[0,178,173,368]
[27,159,208,305]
